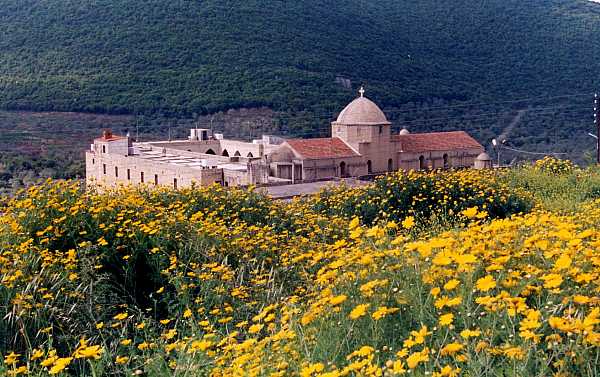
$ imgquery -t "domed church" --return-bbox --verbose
[269,88,484,182]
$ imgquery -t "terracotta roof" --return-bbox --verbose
[392,131,483,153]
[95,135,128,142]
[95,130,128,142]
[286,137,359,159]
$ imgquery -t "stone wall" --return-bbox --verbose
[219,139,264,157]
[85,151,224,189]
[397,148,483,171]
[300,156,366,181]
[148,140,221,155]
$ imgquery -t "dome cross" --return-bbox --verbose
[359,86,365,97]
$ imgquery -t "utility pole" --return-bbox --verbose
[596,93,600,164]
[136,114,140,142]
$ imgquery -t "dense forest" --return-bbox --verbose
[1,0,600,187]
[1,0,600,113]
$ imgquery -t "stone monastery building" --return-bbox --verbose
[86,89,487,188]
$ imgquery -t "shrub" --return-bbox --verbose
[309,169,533,226]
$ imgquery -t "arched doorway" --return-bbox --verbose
[367,160,372,174]
[388,158,393,172]
[247,152,254,158]
[443,154,449,169]
[340,161,347,177]
[205,149,216,155]
[222,149,229,157]
[234,151,241,157]
[419,156,425,170]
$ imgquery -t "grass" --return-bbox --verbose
[502,162,600,213]
[0,162,599,376]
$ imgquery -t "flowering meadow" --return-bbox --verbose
[1,163,600,376]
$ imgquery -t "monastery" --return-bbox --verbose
[86,89,490,188]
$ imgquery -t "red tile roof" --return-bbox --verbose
[286,137,359,159]
[95,130,128,142]
[95,135,128,142]
[392,131,483,153]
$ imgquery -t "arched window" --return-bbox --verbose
[222,149,229,157]
[247,152,254,158]
[340,161,347,177]
[234,151,241,157]
[367,160,372,174]
[205,149,216,155]
[419,156,425,170]
[443,154,449,169]
[388,158,393,172]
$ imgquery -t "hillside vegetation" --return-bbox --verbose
[1,160,600,376]
[1,0,600,177]
[2,0,600,115]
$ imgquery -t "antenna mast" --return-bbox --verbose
[596,93,600,164]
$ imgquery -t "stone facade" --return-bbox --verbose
[268,91,484,181]
[86,130,270,189]
[85,90,486,189]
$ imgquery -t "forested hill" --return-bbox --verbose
[1,0,600,119]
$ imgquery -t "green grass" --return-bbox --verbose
[502,164,600,213]
[0,1,600,160]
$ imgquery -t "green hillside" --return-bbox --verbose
[1,0,599,113]
[1,0,600,161]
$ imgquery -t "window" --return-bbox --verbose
[173,178,178,189]
[115,166,118,177]
[154,174,158,185]
[443,154,449,169]
[222,149,229,157]
[127,169,130,180]
[419,156,425,170]
[140,172,144,183]
[92,159,95,165]
[102,145,106,153]
[379,125,383,134]
[388,158,393,172]
[367,160,372,174]
[103,164,106,175]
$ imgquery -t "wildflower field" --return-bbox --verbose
[1,160,600,376]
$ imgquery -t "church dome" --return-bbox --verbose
[336,93,390,125]
[399,128,410,135]
[476,152,491,161]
